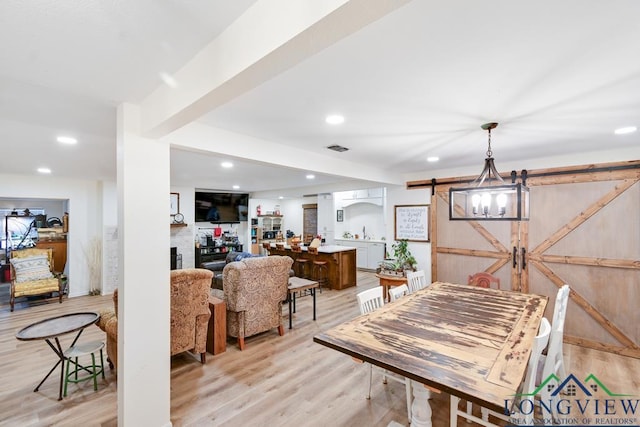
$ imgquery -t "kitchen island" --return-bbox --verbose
[268,244,356,290]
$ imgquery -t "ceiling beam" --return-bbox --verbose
[140,0,412,139]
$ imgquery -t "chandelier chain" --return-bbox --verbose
[486,127,493,158]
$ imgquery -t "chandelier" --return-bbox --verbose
[449,123,529,221]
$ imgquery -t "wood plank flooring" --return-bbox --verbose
[0,271,638,427]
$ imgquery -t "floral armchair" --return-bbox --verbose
[97,268,213,369]
[9,248,63,312]
[222,255,293,350]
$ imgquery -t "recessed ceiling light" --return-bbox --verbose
[306,174,315,179]
[427,156,439,162]
[232,185,240,190]
[221,161,233,168]
[325,114,345,125]
[57,136,77,144]
[37,167,52,174]
[159,72,178,88]
[614,126,637,135]
[278,196,284,199]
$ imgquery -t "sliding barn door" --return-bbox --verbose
[427,161,640,357]
[526,171,640,357]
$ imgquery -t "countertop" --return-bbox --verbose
[269,243,356,253]
[334,238,386,244]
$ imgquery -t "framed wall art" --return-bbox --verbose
[394,204,429,242]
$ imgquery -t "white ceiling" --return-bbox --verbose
[2,0,639,197]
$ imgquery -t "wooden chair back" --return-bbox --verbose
[467,272,500,289]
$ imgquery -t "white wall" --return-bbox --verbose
[0,173,103,297]
[385,184,432,279]
[101,182,118,294]
[342,203,385,240]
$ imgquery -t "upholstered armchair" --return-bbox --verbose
[97,268,213,369]
[9,248,63,312]
[222,255,293,350]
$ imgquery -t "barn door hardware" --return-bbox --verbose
[512,246,518,269]
[521,247,527,270]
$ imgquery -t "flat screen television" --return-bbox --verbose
[195,192,249,223]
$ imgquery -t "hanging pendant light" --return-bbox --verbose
[449,123,529,221]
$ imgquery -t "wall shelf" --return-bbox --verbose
[170,223,188,228]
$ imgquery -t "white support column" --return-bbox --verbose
[117,103,172,427]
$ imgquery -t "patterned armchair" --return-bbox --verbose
[9,248,63,312]
[97,268,213,369]
[222,255,293,350]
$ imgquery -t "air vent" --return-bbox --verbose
[327,144,349,152]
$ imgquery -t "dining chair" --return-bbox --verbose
[388,284,409,302]
[538,284,570,424]
[406,270,428,293]
[450,317,552,427]
[356,287,412,421]
[467,271,501,289]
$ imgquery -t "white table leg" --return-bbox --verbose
[410,380,432,427]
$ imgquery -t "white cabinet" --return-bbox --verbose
[334,239,386,270]
[367,242,386,269]
[340,187,384,207]
[259,215,283,233]
[355,242,368,268]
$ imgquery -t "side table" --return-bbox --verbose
[287,277,319,329]
[375,273,408,302]
[207,295,226,355]
[15,312,100,400]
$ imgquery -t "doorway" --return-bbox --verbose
[302,204,317,244]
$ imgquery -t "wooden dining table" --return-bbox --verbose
[313,282,548,427]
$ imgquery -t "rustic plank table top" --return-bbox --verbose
[313,281,548,413]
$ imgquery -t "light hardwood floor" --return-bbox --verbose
[1,272,638,427]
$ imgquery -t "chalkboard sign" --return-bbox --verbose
[394,205,430,242]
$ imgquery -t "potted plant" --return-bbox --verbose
[378,239,417,276]
[391,239,417,275]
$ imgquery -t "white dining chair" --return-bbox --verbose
[537,284,569,424]
[388,284,409,302]
[450,317,552,427]
[406,270,428,294]
[356,287,412,421]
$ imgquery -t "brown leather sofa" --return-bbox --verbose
[220,255,293,350]
[200,251,255,289]
[97,268,213,369]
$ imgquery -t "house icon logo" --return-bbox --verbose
[505,373,639,425]
[516,373,633,398]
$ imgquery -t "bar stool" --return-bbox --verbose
[291,244,310,279]
[308,246,328,292]
[262,242,271,255]
[63,340,105,397]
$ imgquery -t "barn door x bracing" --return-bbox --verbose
[420,160,640,357]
